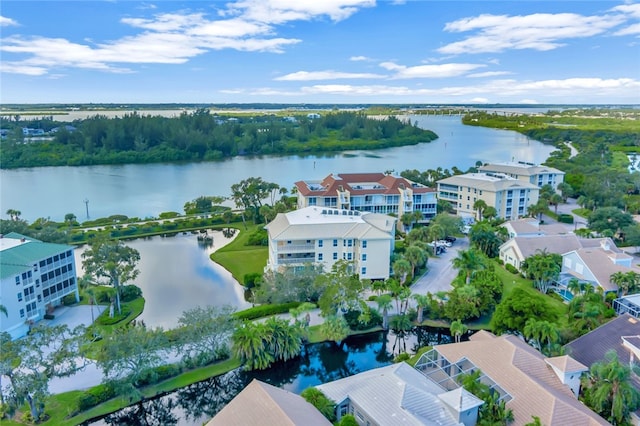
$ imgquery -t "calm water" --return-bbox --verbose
[1,116,555,222]
[74,233,250,329]
[88,327,461,426]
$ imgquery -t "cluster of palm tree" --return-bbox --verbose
[231,317,304,370]
[5,209,22,221]
[567,280,612,335]
[523,318,560,356]
[610,271,640,297]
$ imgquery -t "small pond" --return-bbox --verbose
[75,232,251,330]
[87,327,466,426]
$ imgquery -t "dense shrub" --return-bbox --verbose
[136,364,182,387]
[77,383,116,412]
[245,228,268,246]
[243,272,262,289]
[558,214,574,224]
[120,284,142,302]
[96,305,132,325]
[343,308,383,330]
[233,302,302,320]
[62,294,79,306]
[505,264,519,275]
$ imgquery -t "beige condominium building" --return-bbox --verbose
[294,173,437,230]
[264,206,396,280]
[478,161,565,191]
[437,173,539,220]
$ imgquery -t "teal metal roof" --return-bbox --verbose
[1,235,74,279]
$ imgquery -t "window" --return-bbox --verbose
[333,252,338,260]
[15,276,20,285]
[333,239,338,247]
[361,267,367,275]
[362,240,367,248]
[347,240,353,247]
[362,254,367,261]
[347,253,352,261]
[39,260,45,267]
[318,253,323,261]
[20,309,25,318]
[17,292,23,302]
[318,240,323,247]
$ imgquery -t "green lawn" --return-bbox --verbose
[211,224,268,283]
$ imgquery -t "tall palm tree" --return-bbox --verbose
[473,199,487,221]
[567,278,583,297]
[404,245,427,277]
[376,294,393,330]
[413,294,430,324]
[452,248,487,284]
[610,271,630,296]
[584,350,640,425]
[450,320,467,343]
[392,258,412,284]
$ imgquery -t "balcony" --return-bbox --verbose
[277,243,315,252]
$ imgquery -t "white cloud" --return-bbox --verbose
[439,12,626,54]
[611,3,640,19]
[0,62,47,75]
[350,55,371,61]
[1,0,373,76]
[223,0,376,24]
[470,97,489,103]
[1,16,18,26]
[274,70,385,80]
[467,71,512,78]
[234,77,640,102]
[380,61,486,78]
[614,23,640,36]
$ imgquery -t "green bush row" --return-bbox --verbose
[558,214,574,224]
[233,302,302,320]
[76,383,116,412]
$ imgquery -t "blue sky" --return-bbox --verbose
[1,1,639,104]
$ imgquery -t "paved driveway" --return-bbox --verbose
[410,236,469,296]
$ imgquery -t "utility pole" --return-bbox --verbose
[84,198,90,219]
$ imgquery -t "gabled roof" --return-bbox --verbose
[545,355,588,374]
[208,379,331,426]
[317,362,471,426]
[564,247,640,292]
[565,314,640,368]
[434,331,609,426]
[500,234,583,261]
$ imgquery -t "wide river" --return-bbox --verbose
[0,115,554,222]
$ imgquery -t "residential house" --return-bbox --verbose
[415,330,608,426]
[207,379,331,426]
[295,173,437,230]
[264,206,396,280]
[501,218,568,239]
[478,161,565,192]
[0,232,79,339]
[500,234,584,272]
[558,239,640,296]
[317,362,483,426]
[564,314,640,424]
[436,173,539,221]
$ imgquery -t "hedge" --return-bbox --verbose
[233,302,302,321]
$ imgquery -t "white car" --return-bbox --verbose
[437,240,452,247]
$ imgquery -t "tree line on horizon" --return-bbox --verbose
[0,110,437,169]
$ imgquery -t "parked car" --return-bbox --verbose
[444,236,456,243]
[437,240,452,247]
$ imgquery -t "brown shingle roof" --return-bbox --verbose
[295,173,435,196]
[545,355,588,373]
[565,314,640,368]
[435,332,609,426]
[207,379,332,426]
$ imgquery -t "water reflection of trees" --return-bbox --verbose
[176,370,248,421]
[102,396,179,426]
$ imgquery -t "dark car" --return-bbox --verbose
[444,236,456,243]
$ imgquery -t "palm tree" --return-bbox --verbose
[584,350,640,425]
[404,245,427,277]
[413,293,430,324]
[232,321,274,370]
[450,320,467,343]
[549,193,563,214]
[376,294,393,330]
[427,223,445,245]
[473,199,487,221]
[452,248,487,284]
[392,258,412,284]
[567,278,583,297]
[611,271,630,296]
[0,304,7,317]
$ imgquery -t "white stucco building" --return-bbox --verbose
[264,206,396,280]
[0,233,79,339]
[436,173,540,220]
[478,161,565,192]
